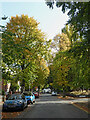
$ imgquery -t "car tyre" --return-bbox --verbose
[27,101,30,104]
[2,105,6,112]
[2,107,6,112]
[26,103,28,108]
[31,101,33,104]
[21,103,24,111]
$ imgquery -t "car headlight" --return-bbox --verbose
[17,100,23,104]
[4,102,7,105]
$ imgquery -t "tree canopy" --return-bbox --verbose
[45,1,89,92]
[46,1,89,42]
[2,14,50,92]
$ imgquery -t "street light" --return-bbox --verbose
[1,15,8,20]
[0,15,8,32]
[0,15,8,100]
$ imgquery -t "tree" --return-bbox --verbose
[48,32,71,91]
[33,56,50,92]
[50,32,71,57]
[2,14,50,92]
[46,1,89,59]
[67,42,90,91]
[46,1,89,92]
[62,24,80,47]
[46,1,89,40]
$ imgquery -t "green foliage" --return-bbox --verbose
[46,1,89,92]
[33,56,50,88]
[46,2,89,48]
[2,14,50,92]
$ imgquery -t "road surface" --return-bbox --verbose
[16,94,89,118]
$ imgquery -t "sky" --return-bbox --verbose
[0,0,69,40]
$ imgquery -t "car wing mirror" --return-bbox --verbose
[22,96,25,100]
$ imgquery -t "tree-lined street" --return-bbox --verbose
[0,1,89,119]
[1,94,89,119]
[1,1,89,95]
[16,94,89,118]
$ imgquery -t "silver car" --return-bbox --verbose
[2,93,27,111]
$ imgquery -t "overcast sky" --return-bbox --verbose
[0,0,69,40]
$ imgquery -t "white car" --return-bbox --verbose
[51,91,57,96]
[42,88,51,93]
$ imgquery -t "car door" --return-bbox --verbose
[22,95,27,107]
[33,93,35,102]
[32,94,34,101]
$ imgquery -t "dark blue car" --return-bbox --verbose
[23,92,35,104]
[2,93,27,111]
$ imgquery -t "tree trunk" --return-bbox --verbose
[38,85,40,96]
[21,55,25,93]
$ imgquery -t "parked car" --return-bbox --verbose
[2,93,27,111]
[51,91,57,96]
[33,92,39,98]
[23,92,35,104]
[42,88,51,93]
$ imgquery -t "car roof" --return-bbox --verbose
[10,93,22,96]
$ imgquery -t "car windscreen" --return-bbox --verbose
[8,95,22,100]
[23,92,32,96]
[23,93,28,95]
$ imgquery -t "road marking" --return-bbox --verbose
[35,101,73,104]
[35,98,89,104]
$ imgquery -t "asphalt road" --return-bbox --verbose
[16,94,89,118]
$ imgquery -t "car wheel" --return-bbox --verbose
[2,107,6,112]
[26,104,28,108]
[2,105,6,112]
[27,101,30,104]
[31,101,33,104]
[21,103,24,111]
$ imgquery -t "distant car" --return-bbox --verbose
[51,91,57,96]
[42,88,51,93]
[33,92,39,98]
[23,92,35,104]
[2,93,27,111]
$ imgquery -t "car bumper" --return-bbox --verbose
[3,104,24,110]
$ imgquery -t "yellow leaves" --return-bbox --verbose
[50,83,53,86]
[16,14,18,17]
[24,49,32,55]
[36,56,49,82]
[14,38,21,44]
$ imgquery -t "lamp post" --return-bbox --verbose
[0,15,8,101]
[1,15,8,20]
[0,15,8,32]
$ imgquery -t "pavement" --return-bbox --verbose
[57,95,90,114]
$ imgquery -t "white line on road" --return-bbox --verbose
[35,98,89,104]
